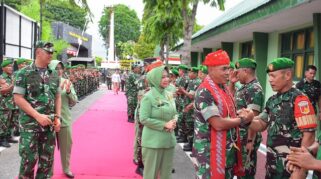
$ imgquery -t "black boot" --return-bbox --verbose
[135,166,144,176]
[183,142,192,151]
[7,136,18,143]
[177,136,187,143]
[0,138,11,148]
[127,116,134,123]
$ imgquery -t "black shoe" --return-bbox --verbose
[133,159,138,165]
[7,137,18,143]
[177,138,187,143]
[128,119,134,123]
[172,168,175,173]
[183,144,192,151]
[64,171,74,178]
[135,166,144,176]
[190,153,194,157]
[13,131,20,137]
[0,140,11,148]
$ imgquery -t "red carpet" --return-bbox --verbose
[52,91,141,179]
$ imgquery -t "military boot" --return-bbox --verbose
[7,136,18,143]
[177,136,187,143]
[183,141,193,151]
[128,115,134,123]
[0,138,11,148]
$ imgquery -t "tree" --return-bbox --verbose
[143,0,183,62]
[180,0,225,65]
[98,4,141,57]
[95,56,103,66]
[134,34,156,59]
[118,41,135,60]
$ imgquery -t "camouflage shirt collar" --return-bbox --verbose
[31,62,53,73]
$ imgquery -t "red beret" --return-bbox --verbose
[203,50,230,66]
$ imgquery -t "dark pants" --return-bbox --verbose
[121,80,125,91]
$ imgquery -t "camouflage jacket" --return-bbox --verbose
[184,78,201,105]
[193,87,237,178]
[0,72,15,110]
[175,74,189,90]
[125,72,140,96]
[13,63,60,132]
[258,87,316,176]
[236,79,264,143]
[296,79,321,112]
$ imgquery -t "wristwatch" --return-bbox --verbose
[247,139,253,143]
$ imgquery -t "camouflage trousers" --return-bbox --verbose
[19,130,56,179]
[265,151,290,179]
[180,111,194,143]
[127,95,137,117]
[0,110,11,138]
[11,109,20,135]
[134,103,144,167]
[239,129,262,179]
[195,164,235,179]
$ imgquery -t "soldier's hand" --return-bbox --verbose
[54,118,61,132]
[238,108,254,124]
[287,146,316,170]
[35,114,52,126]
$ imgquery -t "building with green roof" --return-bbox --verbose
[175,0,321,101]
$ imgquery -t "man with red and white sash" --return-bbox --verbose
[193,50,253,179]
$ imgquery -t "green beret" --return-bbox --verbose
[16,57,27,65]
[235,58,256,69]
[1,59,13,67]
[199,65,208,74]
[178,64,189,71]
[266,57,294,73]
[229,62,236,69]
[190,67,199,73]
[171,69,179,76]
[36,41,55,53]
[26,59,33,65]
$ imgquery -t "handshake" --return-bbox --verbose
[237,108,255,128]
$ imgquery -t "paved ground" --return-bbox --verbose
[0,87,195,179]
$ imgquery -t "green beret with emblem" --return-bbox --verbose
[36,41,55,53]
[266,57,294,73]
[190,67,199,73]
[171,69,179,76]
[178,64,189,71]
[235,58,257,69]
[1,59,13,67]
[16,57,27,65]
[198,65,208,74]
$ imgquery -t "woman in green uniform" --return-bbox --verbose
[139,66,177,179]
[49,60,78,178]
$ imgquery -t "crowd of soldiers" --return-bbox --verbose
[0,59,100,148]
[126,50,321,179]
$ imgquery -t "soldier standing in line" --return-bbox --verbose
[13,41,61,178]
[125,65,141,123]
[198,65,208,82]
[0,59,18,147]
[246,58,317,179]
[296,65,321,121]
[176,64,189,143]
[233,58,264,179]
[179,67,201,151]
[193,50,253,179]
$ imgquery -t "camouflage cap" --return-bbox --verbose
[266,57,294,73]
[198,65,208,74]
[36,41,55,53]
[1,58,14,67]
[16,57,27,65]
[235,58,257,69]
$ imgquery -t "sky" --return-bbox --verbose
[86,0,243,58]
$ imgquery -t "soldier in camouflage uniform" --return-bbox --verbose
[13,41,61,179]
[247,58,317,179]
[179,67,201,151]
[234,58,264,179]
[0,59,18,147]
[193,50,252,179]
[176,64,189,143]
[125,65,141,123]
[296,65,321,121]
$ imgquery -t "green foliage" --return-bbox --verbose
[52,39,69,60]
[98,4,141,56]
[95,56,103,66]
[44,0,88,30]
[118,41,135,60]
[134,34,155,59]
[193,22,204,33]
